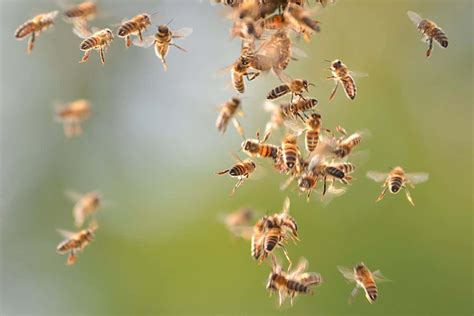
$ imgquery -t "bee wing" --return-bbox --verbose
[283,118,307,136]
[407,11,423,26]
[319,185,347,206]
[291,46,308,59]
[132,35,155,48]
[65,190,83,202]
[337,266,355,282]
[288,257,308,278]
[57,229,76,239]
[366,171,388,183]
[173,27,193,39]
[348,71,369,78]
[405,172,429,184]
[72,24,92,38]
[263,100,279,112]
[307,153,323,171]
[281,196,290,214]
[298,272,323,286]
[47,10,59,20]
[371,270,391,282]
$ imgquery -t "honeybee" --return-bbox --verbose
[284,3,321,36]
[267,79,313,102]
[281,97,319,120]
[55,99,91,138]
[262,13,288,31]
[231,54,260,93]
[281,134,301,171]
[63,1,97,38]
[135,24,193,71]
[315,127,367,159]
[407,11,448,57]
[241,131,280,161]
[77,28,114,64]
[326,59,367,101]
[284,113,328,153]
[117,13,152,48]
[367,166,428,206]
[216,96,245,136]
[263,100,286,140]
[66,191,102,228]
[316,0,337,7]
[267,257,323,306]
[230,17,264,40]
[217,155,256,194]
[14,11,59,54]
[251,197,299,267]
[56,221,98,265]
[219,208,257,240]
[338,263,388,304]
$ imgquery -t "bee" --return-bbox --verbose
[63,1,97,38]
[251,197,299,267]
[56,221,98,265]
[367,167,428,206]
[262,13,288,31]
[66,191,102,228]
[407,11,448,57]
[241,131,280,161]
[230,17,264,40]
[78,28,114,64]
[117,13,152,48]
[326,59,367,101]
[338,263,388,304]
[316,0,337,7]
[266,79,313,102]
[315,127,367,159]
[281,134,301,171]
[14,11,59,54]
[284,3,321,35]
[55,99,91,138]
[281,97,319,120]
[267,257,323,306]
[284,113,328,153]
[135,24,193,71]
[263,100,286,140]
[219,208,257,240]
[217,155,256,194]
[216,96,245,136]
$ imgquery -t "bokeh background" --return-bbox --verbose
[1,0,472,315]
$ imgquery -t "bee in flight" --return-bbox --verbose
[284,113,329,153]
[267,256,322,306]
[219,207,257,240]
[217,154,256,194]
[77,28,114,64]
[56,220,98,265]
[338,263,388,304]
[117,13,153,48]
[65,191,102,228]
[280,97,319,121]
[134,23,193,71]
[14,11,59,54]
[366,166,429,206]
[407,11,448,57]
[55,99,91,138]
[241,131,280,161]
[216,96,244,136]
[326,59,367,101]
[314,126,367,160]
[266,79,314,102]
[63,1,97,38]
[281,134,301,171]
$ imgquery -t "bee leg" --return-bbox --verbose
[99,48,106,65]
[329,81,339,101]
[170,43,187,53]
[231,178,244,194]
[426,38,433,57]
[348,286,359,304]
[280,246,292,272]
[125,36,131,48]
[80,50,91,63]
[27,32,35,54]
[216,169,229,176]
[375,186,388,202]
[138,30,143,42]
[66,249,77,266]
[322,176,328,196]
[403,186,415,206]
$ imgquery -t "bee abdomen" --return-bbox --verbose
[433,28,448,48]
[287,280,308,293]
[305,130,320,152]
[389,176,403,193]
[264,235,279,252]
[229,164,246,177]
[283,145,298,169]
[365,284,378,302]
[341,76,356,99]
[15,22,35,38]
[261,145,279,159]
[80,37,98,50]
[325,166,345,179]
[232,71,245,93]
[267,85,290,99]
[118,22,137,37]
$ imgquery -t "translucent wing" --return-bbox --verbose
[291,46,308,58]
[65,190,83,202]
[319,184,347,206]
[284,118,307,135]
[263,100,278,113]
[46,10,59,20]
[308,153,323,171]
[337,266,355,282]
[281,196,290,214]
[132,35,155,48]
[366,171,388,183]
[173,27,193,39]
[298,272,322,286]
[405,172,429,184]
[372,270,391,282]
[349,71,369,78]
[288,257,308,278]
[407,11,423,26]
[72,23,91,39]
[57,229,76,239]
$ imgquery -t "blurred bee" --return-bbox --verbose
[284,113,328,153]
[263,100,286,140]
[326,59,367,101]
[315,127,367,159]
[231,54,259,93]
[55,99,91,138]
[135,24,193,71]
[266,79,313,102]
[14,11,59,54]
[280,97,319,120]
[217,154,256,194]
[262,13,288,31]
[338,263,388,304]
[284,3,321,36]
[63,1,97,38]
[230,17,264,40]
[77,28,114,64]
[66,191,102,228]
[251,197,299,267]
[216,96,245,136]
[56,221,98,265]
[316,0,337,7]
[281,134,301,171]
[117,13,152,48]
[367,167,428,206]
[219,208,257,240]
[407,11,448,57]
[267,257,323,306]
[241,131,280,161]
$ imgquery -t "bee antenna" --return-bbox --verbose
[149,11,159,17]
[166,18,174,26]
[324,59,332,63]
[308,82,316,87]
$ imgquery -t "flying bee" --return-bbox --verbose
[134,24,193,71]
[15,11,59,54]
[267,257,323,306]
[284,3,321,36]
[284,113,329,153]
[367,167,428,206]
[241,131,280,161]
[316,0,337,7]
[262,13,288,31]
[315,127,367,159]
[281,134,301,171]
[281,97,319,120]
[63,1,97,38]
[216,96,245,136]
[231,54,260,93]
[230,17,264,40]
[56,221,98,265]
[338,263,388,304]
[66,191,102,228]
[326,59,367,101]
[263,100,286,140]
[407,11,448,57]
[77,28,114,64]
[117,13,152,48]
[55,99,91,138]
[266,79,314,102]
[219,208,257,240]
[217,154,256,194]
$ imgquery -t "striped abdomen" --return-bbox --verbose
[263,14,286,30]
[231,69,245,93]
[340,75,356,100]
[229,163,249,177]
[287,280,310,294]
[335,162,355,174]
[15,21,36,38]
[388,176,403,193]
[297,99,318,113]
[363,281,378,303]
[282,143,299,169]
[118,21,140,37]
[430,27,448,48]
[216,112,230,133]
[264,229,281,252]
[259,144,279,159]
[251,234,263,260]
[325,166,345,179]
[64,3,96,19]
[267,84,290,99]
[80,36,100,50]
[305,129,320,152]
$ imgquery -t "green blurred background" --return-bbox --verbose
[0,0,472,315]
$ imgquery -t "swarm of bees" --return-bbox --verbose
[214,0,438,307]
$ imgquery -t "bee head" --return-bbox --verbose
[311,112,322,120]
[142,14,152,25]
[331,59,342,69]
[241,139,258,153]
[85,230,95,242]
[105,28,114,39]
[158,24,169,34]
[266,272,278,290]
[231,96,241,106]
